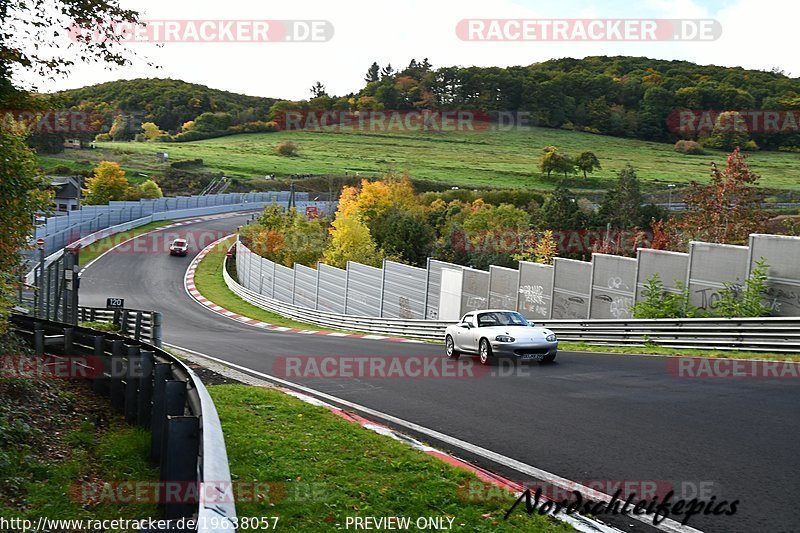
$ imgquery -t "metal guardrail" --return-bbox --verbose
[14,298,162,347]
[537,317,800,352]
[224,257,800,352]
[77,306,163,347]
[10,314,237,531]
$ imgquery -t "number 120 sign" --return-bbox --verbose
[106,298,125,309]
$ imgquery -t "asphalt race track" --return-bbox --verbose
[79,214,800,533]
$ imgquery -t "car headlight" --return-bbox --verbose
[495,335,515,343]
[546,334,557,342]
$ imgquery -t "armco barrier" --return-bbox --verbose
[10,314,237,530]
[224,256,800,352]
[77,306,162,347]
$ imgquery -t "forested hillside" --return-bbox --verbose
[55,78,276,135]
[349,56,800,150]
[48,56,800,151]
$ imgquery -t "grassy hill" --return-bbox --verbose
[39,126,800,193]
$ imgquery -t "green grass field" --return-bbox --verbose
[210,384,570,532]
[39,127,800,193]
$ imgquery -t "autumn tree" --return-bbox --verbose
[243,204,327,267]
[109,112,137,141]
[539,146,559,178]
[82,161,129,205]
[575,151,601,178]
[138,179,163,199]
[322,176,421,268]
[539,146,575,178]
[673,148,766,246]
[513,230,558,265]
[141,122,165,141]
[323,215,382,268]
[704,111,752,151]
[457,201,531,268]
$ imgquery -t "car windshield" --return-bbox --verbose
[174,240,186,246]
[477,312,529,327]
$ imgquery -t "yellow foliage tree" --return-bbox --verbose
[138,178,163,199]
[141,122,165,140]
[512,230,558,265]
[82,161,129,205]
[323,215,382,268]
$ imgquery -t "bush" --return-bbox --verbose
[714,258,771,317]
[742,139,760,151]
[276,141,299,157]
[52,165,73,175]
[228,121,279,134]
[674,140,705,155]
[94,133,112,142]
[170,158,204,169]
[631,274,698,318]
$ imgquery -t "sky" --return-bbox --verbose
[19,0,798,100]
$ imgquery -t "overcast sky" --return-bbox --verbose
[21,0,796,100]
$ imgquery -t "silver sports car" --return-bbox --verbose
[444,309,557,365]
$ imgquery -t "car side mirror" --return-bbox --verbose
[460,323,471,329]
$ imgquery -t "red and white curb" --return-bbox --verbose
[272,384,620,533]
[184,237,424,344]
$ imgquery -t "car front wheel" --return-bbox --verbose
[479,338,493,366]
[445,335,460,359]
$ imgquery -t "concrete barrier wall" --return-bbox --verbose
[232,232,800,322]
[382,261,427,319]
[687,242,749,312]
[749,234,800,317]
[551,258,592,319]
[517,261,554,321]
[590,254,637,319]
[635,249,690,300]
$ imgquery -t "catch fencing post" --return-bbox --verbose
[92,335,107,395]
[124,345,141,423]
[137,350,155,427]
[160,416,200,519]
[150,363,174,462]
[109,339,126,410]
[151,312,163,348]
